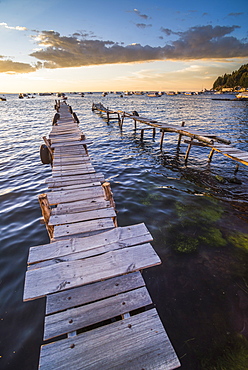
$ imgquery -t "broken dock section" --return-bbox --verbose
[23,101,180,369]
[92,102,248,171]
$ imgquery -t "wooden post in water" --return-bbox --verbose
[107,111,110,123]
[185,136,195,163]
[38,194,54,239]
[141,129,144,141]
[153,128,156,139]
[102,182,117,227]
[160,130,165,151]
[177,121,185,148]
[120,112,125,129]
[208,148,215,163]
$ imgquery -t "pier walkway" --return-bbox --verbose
[92,103,248,169]
[23,102,180,369]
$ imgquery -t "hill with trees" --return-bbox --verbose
[213,64,248,90]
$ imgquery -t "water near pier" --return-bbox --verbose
[0,93,248,369]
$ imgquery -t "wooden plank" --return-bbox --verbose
[23,243,161,300]
[44,286,152,340]
[49,182,101,192]
[46,173,105,187]
[46,271,145,314]
[51,167,96,177]
[51,140,92,148]
[47,186,104,205]
[39,309,180,370]
[49,207,116,225]
[52,163,92,172]
[52,198,110,215]
[53,217,115,238]
[28,223,152,265]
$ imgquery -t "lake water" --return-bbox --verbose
[0,93,248,369]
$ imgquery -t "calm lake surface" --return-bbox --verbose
[0,93,248,369]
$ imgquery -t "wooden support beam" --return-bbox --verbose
[141,129,144,141]
[153,128,156,139]
[38,194,54,239]
[102,182,117,227]
[160,130,165,151]
[177,121,185,147]
[234,163,239,174]
[120,113,125,128]
[208,148,215,163]
[185,136,194,162]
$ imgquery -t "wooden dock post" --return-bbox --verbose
[177,121,185,148]
[208,148,215,163]
[38,194,54,239]
[160,130,165,151]
[185,136,195,163]
[120,112,125,129]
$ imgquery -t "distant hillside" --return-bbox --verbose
[213,64,248,90]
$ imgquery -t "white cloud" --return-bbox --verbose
[0,22,27,31]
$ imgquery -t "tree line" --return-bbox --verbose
[213,64,248,90]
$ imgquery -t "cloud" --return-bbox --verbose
[227,12,244,17]
[136,23,152,29]
[29,25,248,70]
[0,22,27,31]
[0,56,38,73]
[133,9,149,20]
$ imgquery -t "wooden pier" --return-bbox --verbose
[92,103,248,170]
[23,101,180,369]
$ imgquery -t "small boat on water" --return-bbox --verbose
[235,92,248,100]
[0,96,6,101]
[147,92,160,97]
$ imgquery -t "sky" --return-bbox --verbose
[0,0,248,93]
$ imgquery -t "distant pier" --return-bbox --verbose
[23,101,180,369]
[92,102,248,172]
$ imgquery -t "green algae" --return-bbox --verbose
[173,234,198,253]
[200,334,248,370]
[199,227,227,248]
[228,233,248,252]
[170,200,226,253]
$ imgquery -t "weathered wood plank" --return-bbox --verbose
[44,286,152,340]
[46,271,145,314]
[39,309,180,370]
[47,186,104,205]
[53,217,115,238]
[28,223,152,265]
[49,207,116,225]
[52,163,92,172]
[46,173,105,187]
[52,198,110,215]
[23,243,161,300]
[51,140,92,148]
[49,182,101,192]
[51,167,96,177]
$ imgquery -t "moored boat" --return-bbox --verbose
[235,92,248,100]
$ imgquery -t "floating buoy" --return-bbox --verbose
[40,144,52,164]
